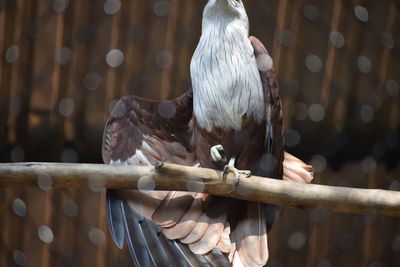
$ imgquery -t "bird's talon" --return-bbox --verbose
[239,170,252,178]
[211,145,227,163]
[222,163,250,186]
[155,161,164,169]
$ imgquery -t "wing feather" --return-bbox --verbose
[152,192,197,228]
[188,214,226,255]
[103,37,313,267]
[180,213,210,245]
[163,196,203,240]
[106,190,125,249]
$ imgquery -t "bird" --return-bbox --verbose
[102,0,313,266]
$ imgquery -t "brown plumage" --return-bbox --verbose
[102,36,313,266]
[102,2,313,265]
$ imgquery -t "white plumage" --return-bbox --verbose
[191,0,265,132]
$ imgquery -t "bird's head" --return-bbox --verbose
[203,0,249,32]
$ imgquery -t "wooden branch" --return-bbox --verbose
[1,162,400,217]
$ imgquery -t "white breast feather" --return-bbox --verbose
[191,3,265,132]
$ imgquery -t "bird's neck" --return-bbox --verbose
[202,9,249,38]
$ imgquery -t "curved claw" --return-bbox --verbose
[211,145,227,163]
[222,158,251,186]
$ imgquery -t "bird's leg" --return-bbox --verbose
[210,145,252,185]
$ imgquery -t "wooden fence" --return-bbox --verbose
[0,0,399,266]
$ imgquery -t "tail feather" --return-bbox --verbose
[157,234,192,267]
[231,203,269,267]
[106,190,125,249]
[205,249,231,267]
[139,219,171,266]
[122,201,154,266]
[175,241,216,267]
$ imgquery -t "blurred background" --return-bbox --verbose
[0,0,399,266]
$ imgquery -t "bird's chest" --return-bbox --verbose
[191,36,265,132]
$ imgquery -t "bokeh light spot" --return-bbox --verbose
[106,49,124,68]
[63,199,79,217]
[153,0,170,16]
[103,0,121,15]
[329,31,345,48]
[392,235,400,252]
[83,72,102,90]
[88,228,106,247]
[156,51,173,69]
[308,104,325,122]
[386,79,399,97]
[12,198,27,217]
[357,56,372,74]
[381,32,394,49]
[38,225,54,244]
[138,176,156,192]
[112,100,127,118]
[158,102,176,119]
[354,5,369,22]
[288,231,306,250]
[5,45,19,63]
[37,173,53,191]
[13,250,27,267]
[55,46,72,65]
[284,129,300,147]
[53,0,69,13]
[310,154,327,173]
[88,175,106,193]
[279,30,294,47]
[11,146,25,162]
[302,4,320,21]
[361,156,376,174]
[360,105,374,123]
[58,98,75,117]
[305,54,322,73]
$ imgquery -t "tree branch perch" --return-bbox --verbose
[0,162,399,217]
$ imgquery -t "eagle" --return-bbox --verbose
[102,0,313,266]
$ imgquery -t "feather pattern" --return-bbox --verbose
[106,190,125,249]
[102,3,314,267]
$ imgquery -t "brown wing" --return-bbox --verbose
[103,39,313,267]
[102,89,194,165]
[103,90,233,266]
[250,36,314,184]
[227,37,314,266]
